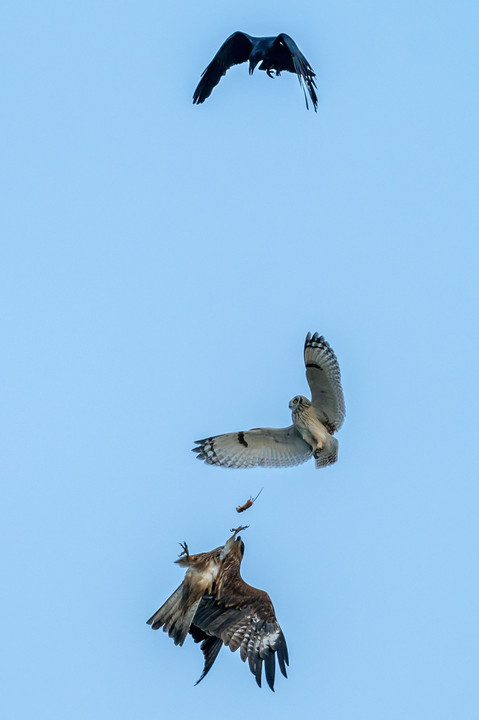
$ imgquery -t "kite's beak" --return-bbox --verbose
[230,525,249,536]
[221,526,248,559]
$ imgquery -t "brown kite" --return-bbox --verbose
[147,527,288,691]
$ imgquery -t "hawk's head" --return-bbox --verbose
[289,395,311,411]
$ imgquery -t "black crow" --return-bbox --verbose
[193,32,318,111]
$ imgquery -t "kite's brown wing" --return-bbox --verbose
[146,547,223,646]
[192,589,288,690]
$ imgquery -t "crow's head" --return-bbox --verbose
[249,53,262,75]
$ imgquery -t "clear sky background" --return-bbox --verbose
[2,1,479,718]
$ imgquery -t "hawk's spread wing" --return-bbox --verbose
[193,425,312,468]
[304,332,345,432]
[192,592,288,691]
[193,32,253,104]
[274,33,318,111]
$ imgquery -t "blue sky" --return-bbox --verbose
[2,1,479,718]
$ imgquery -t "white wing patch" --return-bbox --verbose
[193,597,289,690]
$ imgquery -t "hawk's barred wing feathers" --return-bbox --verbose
[193,425,312,469]
[304,332,345,432]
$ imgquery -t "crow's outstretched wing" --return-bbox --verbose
[193,425,312,468]
[193,32,253,104]
[274,33,318,111]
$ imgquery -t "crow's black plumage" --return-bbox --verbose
[193,32,318,111]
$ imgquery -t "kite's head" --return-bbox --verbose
[222,526,248,559]
[235,536,245,558]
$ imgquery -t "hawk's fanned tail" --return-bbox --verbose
[313,434,338,468]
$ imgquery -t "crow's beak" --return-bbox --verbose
[249,58,259,75]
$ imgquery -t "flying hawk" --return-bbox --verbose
[193,32,318,111]
[147,527,288,690]
[193,332,345,469]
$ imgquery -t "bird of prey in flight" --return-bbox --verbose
[193,332,345,469]
[147,527,288,691]
[193,32,318,111]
